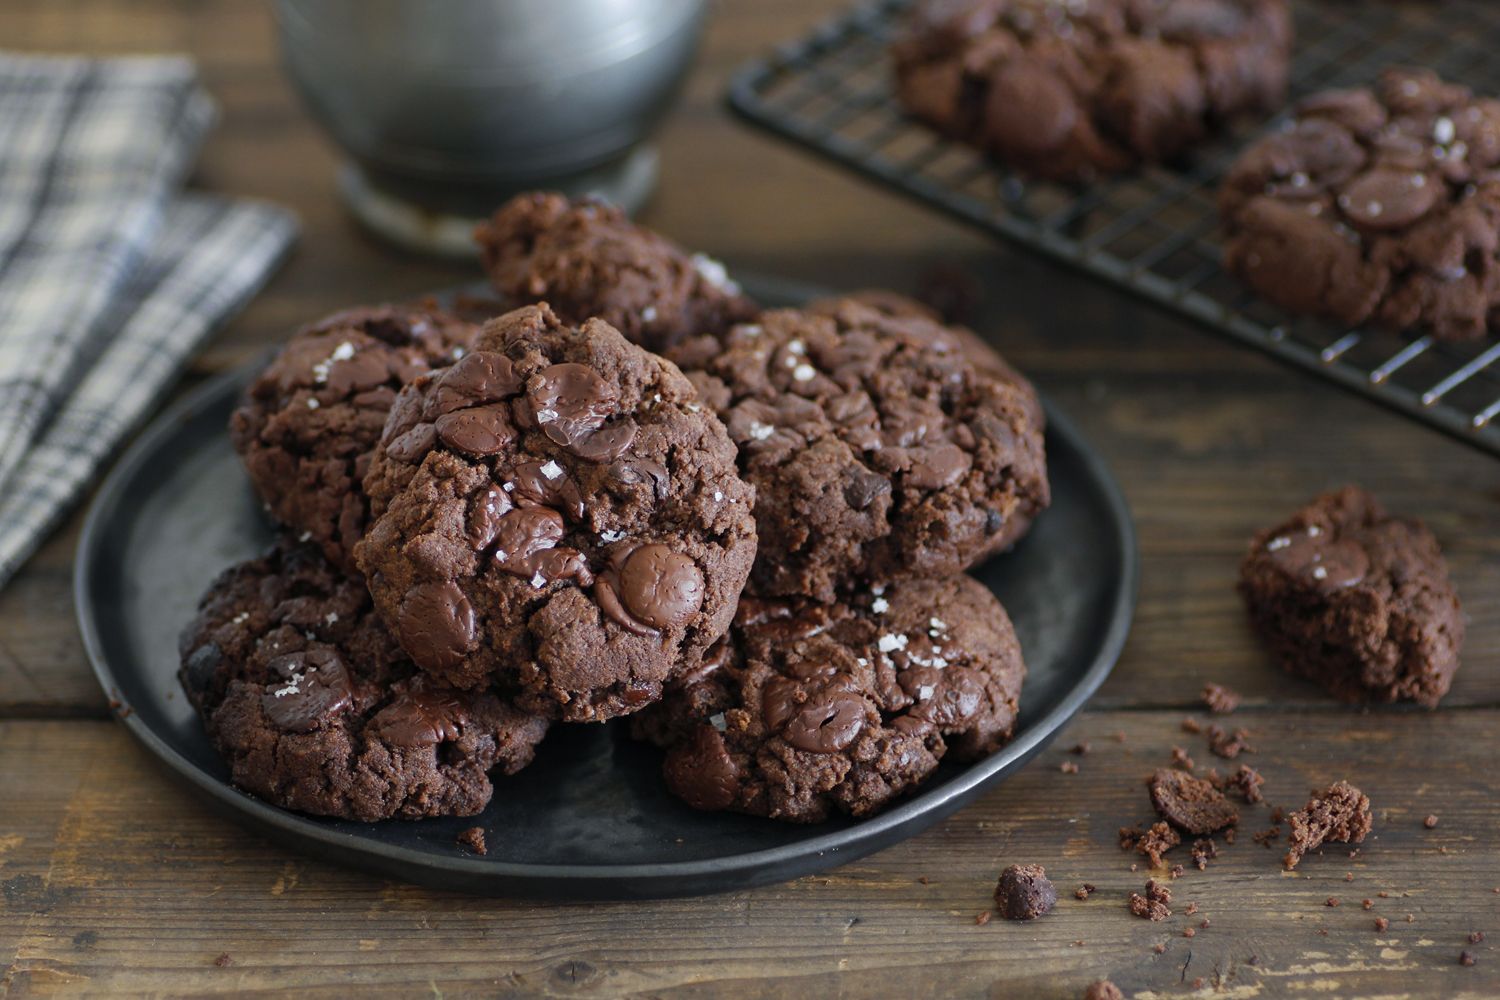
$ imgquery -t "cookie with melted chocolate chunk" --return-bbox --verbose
[177,539,549,821]
[632,575,1026,823]
[355,304,757,722]
[1238,486,1463,707]
[231,303,490,571]
[1221,68,1500,342]
[891,0,1292,182]
[668,302,1048,602]
[474,192,758,353]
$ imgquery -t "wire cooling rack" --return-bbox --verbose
[728,0,1500,456]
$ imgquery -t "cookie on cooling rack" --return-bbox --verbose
[231,304,488,572]
[1221,68,1500,342]
[666,302,1048,602]
[178,539,549,822]
[355,304,758,722]
[891,0,1292,182]
[632,575,1026,823]
[474,192,759,353]
[1238,485,1463,707]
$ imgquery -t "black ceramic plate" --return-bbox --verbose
[75,276,1137,900]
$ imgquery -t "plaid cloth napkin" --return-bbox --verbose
[0,54,297,589]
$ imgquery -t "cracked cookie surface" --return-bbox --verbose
[356,304,757,722]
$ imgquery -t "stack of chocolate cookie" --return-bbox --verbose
[180,192,1050,825]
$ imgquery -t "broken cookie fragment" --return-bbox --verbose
[1149,768,1240,836]
[1283,780,1373,869]
[995,864,1056,921]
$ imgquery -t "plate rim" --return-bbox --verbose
[74,301,1138,895]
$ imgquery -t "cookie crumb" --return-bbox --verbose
[1203,682,1241,714]
[1136,821,1181,868]
[1060,761,1080,774]
[1283,781,1372,870]
[1149,768,1238,835]
[1375,917,1390,931]
[213,953,233,968]
[1170,746,1195,771]
[1326,898,1340,908]
[995,864,1056,921]
[1075,883,1096,901]
[1362,899,1374,910]
[1185,902,1199,915]
[1470,931,1486,944]
[1072,741,1091,755]
[1424,814,1439,829]
[1227,764,1265,804]
[974,910,992,926]
[1181,717,1203,734]
[1183,927,1197,938]
[1252,826,1281,847]
[1460,950,1477,967]
[456,827,488,855]
[1129,879,1172,921]
[1207,724,1254,759]
[1191,838,1217,871]
[1153,942,1167,954]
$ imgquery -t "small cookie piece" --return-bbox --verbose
[669,305,1048,601]
[1221,68,1500,342]
[1083,982,1125,1000]
[1129,880,1172,921]
[1283,780,1373,870]
[995,864,1056,920]
[634,575,1026,823]
[231,304,484,571]
[356,304,757,721]
[178,540,548,821]
[1238,486,1463,707]
[1149,768,1239,835]
[892,0,1292,182]
[473,192,758,353]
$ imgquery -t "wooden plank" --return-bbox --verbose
[2,714,1496,997]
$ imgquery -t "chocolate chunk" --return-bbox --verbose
[260,649,354,733]
[434,404,514,456]
[367,685,470,747]
[396,581,477,673]
[619,544,705,629]
[995,864,1056,921]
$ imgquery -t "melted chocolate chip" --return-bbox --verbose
[666,727,741,811]
[260,649,354,732]
[466,485,513,549]
[385,422,437,464]
[524,362,622,455]
[618,544,704,629]
[396,581,477,672]
[762,674,867,753]
[491,508,565,575]
[510,460,584,521]
[325,350,392,396]
[426,352,522,417]
[610,457,670,499]
[1267,531,1370,591]
[1339,167,1439,230]
[905,443,972,490]
[434,404,515,457]
[367,686,470,747]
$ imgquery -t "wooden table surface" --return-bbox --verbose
[3,2,1498,997]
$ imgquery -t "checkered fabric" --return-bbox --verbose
[0,54,297,589]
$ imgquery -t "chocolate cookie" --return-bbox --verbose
[355,304,757,722]
[667,304,1048,601]
[892,0,1292,182]
[1221,68,1500,342]
[1238,486,1463,707]
[474,192,758,353]
[634,575,1026,823]
[178,540,549,821]
[231,304,485,571]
